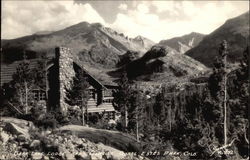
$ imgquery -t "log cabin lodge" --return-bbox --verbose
[1,47,118,119]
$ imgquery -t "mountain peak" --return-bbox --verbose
[189,32,204,36]
[158,32,205,54]
[186,11,249,67]
[91,22,103,28]
[134,35,144,40]
[1,20,155,67]
[132,35,155,50]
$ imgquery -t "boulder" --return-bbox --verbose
[4,122,30,139]
[58,145,67,154]
[42,155,50,160]
[96,143,126,160]
[64,151,75,160]
[110,151,126,160]
[76,151,90,160]
[30,140,41,149]
[0,130,9,144]
[31,152,43,160]
[45,130,52,135]
[102,151,112,160]
[81,138,87,143]
[17,134,29,142]
[89,152,103,160]
[1,117,34,129]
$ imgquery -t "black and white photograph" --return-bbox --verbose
[0,0,249,159]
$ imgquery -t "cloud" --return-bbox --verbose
[137,3,149,14]
[111,10,161,42]
[152,1,181,15]
[118,4,127,11]
[111,1,249,42]
[2,0,105,39]
[2,1,249,42]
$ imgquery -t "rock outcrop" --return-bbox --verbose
[158,32,205,54]
[4,122,30,140]
[0,117,145,160]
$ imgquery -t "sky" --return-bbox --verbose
[1,0,249,42]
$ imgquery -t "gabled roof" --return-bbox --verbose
[1,58,118,88]
[1,59,39,86]
[74,61,108,90]
[73,59,118,88]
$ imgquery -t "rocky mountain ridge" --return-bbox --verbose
[1,21,209,85]
[186,11,249,67]
[158,32,205,54]
[1,22,155,68]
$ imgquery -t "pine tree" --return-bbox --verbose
[12,52,36,114]
[34,54,48,97]
[66,69,89,125]
[113,70,131,130]
[153,86,166,126]
[220,41,229,146]
[207,40,229,146]
[232,46,249,152]
[129,85,146,142]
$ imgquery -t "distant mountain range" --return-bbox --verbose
[1,22,155,68]
[2,11,248,84]
[186,11,249,67]
[158,32,205,54]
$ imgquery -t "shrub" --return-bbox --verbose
[53,110,69,125]
[17,113,34,121]
[34,112,58,129]
[92,117,110,129]
[30,101,47,121]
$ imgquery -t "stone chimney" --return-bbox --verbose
[55,47,75,115]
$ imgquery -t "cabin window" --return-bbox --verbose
[103,98,113,103]
[103,111,115,120]
[103,89,113,97]
[32,90,46,101]
[88,89,96,99]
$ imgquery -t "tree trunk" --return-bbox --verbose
[45,62,48,101]
[223,50,228,146]
[125,107,128,128]
[20,92,23,107]
[82,97,85,126]
[24,81,28,114]
[136,113,139,142]
[86,103,88,125]
[224,74,227,146]
[169,106,172,131]
[82,107,85,126]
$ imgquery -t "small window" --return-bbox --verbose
[103,98,113,103]
[32,89,46,101]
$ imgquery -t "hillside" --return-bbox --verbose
[186,11,249,67]
[158,32,205,54]
[109,45,208,83]
[1,22,155,68]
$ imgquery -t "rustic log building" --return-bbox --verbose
[1,47,118,117]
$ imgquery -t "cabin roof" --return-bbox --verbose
[1,59,40,86]
[1,58,118,87]
[74,61,107,89]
